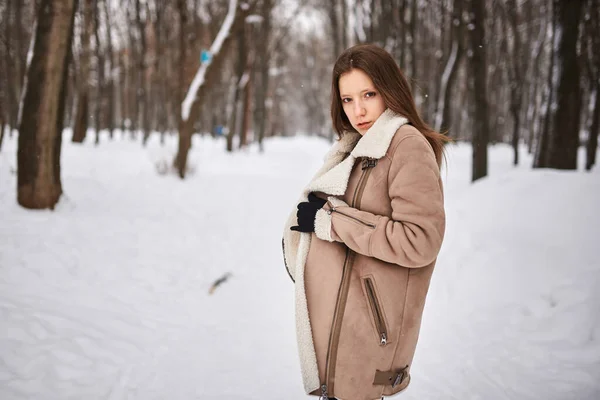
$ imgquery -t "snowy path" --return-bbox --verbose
[1,132,599,399]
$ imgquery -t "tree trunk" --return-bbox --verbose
[103,0,114,138]
[255,0,272,153]
[0,115,5,152]
[127,2,138,136]
[72,0,93,143]
[173,0,187,172]
[5,0,17,130]
[137,0,150,145]
[340,0,348,50]
[586,84,599,171]
[175,1,251,178]
[505,0,523,166]
[227,20,248,152]
[328,0,341,57]
[435,0,464,133]
[18,0,77,209]
[468,0,490,181]
[526,16,547,155]
[409,0,417,94]
[14,0,24,118]
[93,0,104,145]
[534,0,584,169]
[240,65,252,149]
[395,0,406,69]
[511,105,520,165]
[93,0,103,145]
[584,1,600,171]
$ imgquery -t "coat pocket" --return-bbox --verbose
[363,276,389,346]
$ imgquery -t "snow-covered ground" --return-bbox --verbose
[0,130,599,400]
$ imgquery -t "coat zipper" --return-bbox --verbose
[364,277,388,346]
[328,208,375,228]
[322,158,375,397]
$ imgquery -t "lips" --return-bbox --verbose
[357,121,372,129]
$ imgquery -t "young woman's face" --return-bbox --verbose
[339,68,386,135]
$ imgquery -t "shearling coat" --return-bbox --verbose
[282,109,445,400]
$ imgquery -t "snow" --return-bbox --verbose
[245,14,263,24]
[181,0,238,121]
[1,131,599,400]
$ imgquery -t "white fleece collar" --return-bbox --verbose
[305,109,408,197]
[325,109,408,160]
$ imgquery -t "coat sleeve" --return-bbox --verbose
[314,134,445,268]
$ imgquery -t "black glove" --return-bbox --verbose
[290,193,327,233]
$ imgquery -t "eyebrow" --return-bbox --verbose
[340,88,375,97]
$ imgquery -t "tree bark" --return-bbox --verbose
[227,19,249,152]
[468,0,490,181]
[103,0,114,138]
[5,0,17,130]
[227,21,247,152]
[505,0,523,166]
[18,0,77,209]
[72,0,93,143]
[14,0,24,118]
[586,84,599,171]
[175,1,251,178]
[93,0,103,145]
[328,0,341,57]
[137,0,150,145]
[409,0,417,94]
[525,11,547,155]
[255,0,272,153]
[435,0,464,133]
[173,0,188,173]
[534,0,584,169]
[127,2,138,135]
[0,114,5,152]
[340,0,348,50]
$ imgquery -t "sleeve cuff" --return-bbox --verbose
[314,208,334,242]
[314,196,348,242]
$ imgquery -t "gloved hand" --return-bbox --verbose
[290,193,327,233]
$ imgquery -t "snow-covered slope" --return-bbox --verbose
[0,131,598,399]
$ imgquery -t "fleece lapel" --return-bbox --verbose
[305,109,408,197]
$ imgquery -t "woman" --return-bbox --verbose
[282,44,447,400]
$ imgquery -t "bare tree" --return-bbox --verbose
[467,0,490,181]
[0,101,5,152]
[584,0,600,171]
[226,14,249,152]
[175,0,254,178]
[434,0,464,134]
[103,0,115,138]
[93,0,103,144]
[17,0,77,209]
[502,0,525,166]
[254,0,274,152]
[137,0,150,145]
[534,0,584,169]
[72,0,93,143]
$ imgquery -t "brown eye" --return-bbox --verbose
[365,92,376,98]
[342,98,352,103]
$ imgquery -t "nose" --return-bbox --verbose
[353,100,366,118]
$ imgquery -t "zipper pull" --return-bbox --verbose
[319,384,328,400]
[380,332,387,345]
[362,158,378,170]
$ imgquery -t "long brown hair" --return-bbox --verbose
[331,44,449,166]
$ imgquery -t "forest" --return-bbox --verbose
[0,0,599,209]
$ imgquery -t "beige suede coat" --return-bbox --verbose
[282,109,445,400]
